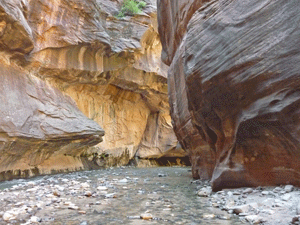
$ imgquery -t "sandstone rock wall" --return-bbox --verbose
[26,0,181,163]
[0,0,183,179]
[158,0,300,190]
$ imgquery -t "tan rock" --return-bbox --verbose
[0,0,184,179]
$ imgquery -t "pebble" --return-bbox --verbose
[273,187,283,193]
[245,215,264,224]
[118,178,128,183]
[217,214,231,220]
[105,193,117,198]
[53,190,61,197]
[29,216,41,223]
[81,183,90,188]
[285,185,294,193]
[127,216,141,219]
[243,188,253,194]
[158,174,167,177]
[97,186,108,191]
[3,212,15,221]
[140,213,153,220]
[232,204,250,214]
[292,216,300,224]
[84,191,92,197]
[261,191,269,195]
[197,187,212,197]
[202,214,215,219]
[281,193,291,201]
[80,221,88,225]
[68,205,79,210]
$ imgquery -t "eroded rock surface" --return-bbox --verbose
[25,0,182,165]
[0,62,104,180]
[158,0,300,190]
[0,0,183,178]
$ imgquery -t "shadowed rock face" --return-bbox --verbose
[0,0,183,178]
[158,0,300,190]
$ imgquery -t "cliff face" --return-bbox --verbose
[0,0,183,179]
[158,0,300,190]
[0,1,105,179]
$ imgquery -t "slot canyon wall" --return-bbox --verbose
[158,0,300,191]
[0,0,185,180]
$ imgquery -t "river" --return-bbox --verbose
[0,167,245,224]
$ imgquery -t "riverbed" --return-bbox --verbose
[0,167,298,224]
[0,167,241,224]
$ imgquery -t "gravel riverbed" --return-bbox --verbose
[0,167,298,224]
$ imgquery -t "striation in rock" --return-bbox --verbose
[0,0,185,179]
[158,0,300,190]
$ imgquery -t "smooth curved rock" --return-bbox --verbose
[0,0,184,177]
[159,0,300,190]
[25,0,183,164]
[0,63,104,180]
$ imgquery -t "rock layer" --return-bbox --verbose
[25,0,182,164]
[0,0,183,178]
[0,62,104,180]
[158,0,300,190]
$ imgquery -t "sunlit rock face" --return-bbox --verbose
[0,0,182,178]
[158,0,300,190]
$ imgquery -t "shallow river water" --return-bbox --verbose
[0,167,242,224]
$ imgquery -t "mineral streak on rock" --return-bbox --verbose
[158,0,300,190]
[0,0,183,178]
[25,0,182,164]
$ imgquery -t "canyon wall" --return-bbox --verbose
[0,0,184,179]
[158,0,300,190]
